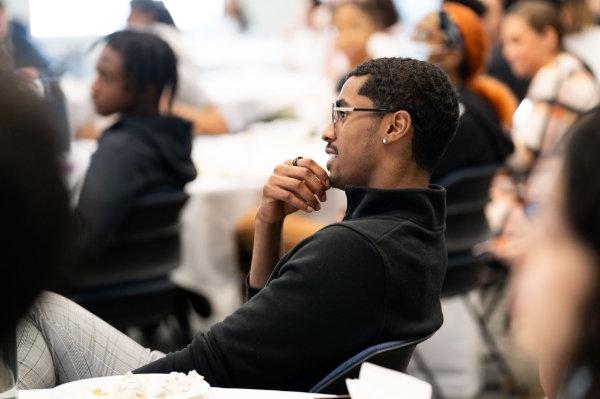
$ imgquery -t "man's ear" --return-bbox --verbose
[383,110,412,144]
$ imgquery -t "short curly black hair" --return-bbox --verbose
[346,57,459,171]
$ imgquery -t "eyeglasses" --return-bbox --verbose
[331,102,391,129]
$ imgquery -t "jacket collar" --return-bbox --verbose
[343,185,446,229]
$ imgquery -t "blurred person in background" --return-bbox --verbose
[502,0,599,175]
[0,1,49,74]
[127,0,230,135]
[77,0,230,139]
[328,0,400,80]
[304,0,331,30]
[558,0,600,78]
[480,0,502,44]
[127,0,176,27]
[483,0,532,100]
[511,107,600,398]
[131,0,230,135]
[77,30,196,261]
[413,1,515,182]
[493,0,599,265]
[0,65,72,335]
[224,0,248,32]
[0,0,70,152]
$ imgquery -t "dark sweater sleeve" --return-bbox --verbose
[77,135,145,257]
[136,225,387,391]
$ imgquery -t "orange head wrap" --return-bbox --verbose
[443,1,487,79]
[443,1,517,129]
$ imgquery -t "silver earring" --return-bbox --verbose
[383,138,388,144]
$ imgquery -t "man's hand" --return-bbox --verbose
[256,157,331,226]
[249,158,330,289]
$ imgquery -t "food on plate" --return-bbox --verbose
[87,371,210,399]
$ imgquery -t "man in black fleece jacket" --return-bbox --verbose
[17,57,459,391]
[136,58,460,388]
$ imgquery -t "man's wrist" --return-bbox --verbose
[254,212,285,229]
[249,214,284,289]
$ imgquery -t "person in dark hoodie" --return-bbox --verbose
[77,30,196,260]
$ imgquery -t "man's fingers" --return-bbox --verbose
[268,174,321,210]
[264,184,315,213]
[294,158,330,188]
[274,164,327,202]
[277,159,330,201]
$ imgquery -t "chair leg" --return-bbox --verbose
[183,288,212,319]
[412,350,448,399]
[173,291,192,345]
[480,269,508,324]
[461,296,526,395]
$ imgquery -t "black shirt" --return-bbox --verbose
[432,87,514,183]
[77,115,196,258]
[137,185,447,391]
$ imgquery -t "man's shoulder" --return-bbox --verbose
[278,223,385,277]
[307,223,374,246]
[287,223,382,262]
[292,218,404,257]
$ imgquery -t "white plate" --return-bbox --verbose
[53,373,209,399]
[204,388,332,399]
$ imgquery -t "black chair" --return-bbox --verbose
[440,164,499,297]
[310,335,432,395]
[413,165,520,398]
[68,191,209,343]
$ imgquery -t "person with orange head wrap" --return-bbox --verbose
[414,1,515,182]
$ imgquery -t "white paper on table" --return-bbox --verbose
[346,363,431,399]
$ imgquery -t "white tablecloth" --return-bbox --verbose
[19,387,331,399]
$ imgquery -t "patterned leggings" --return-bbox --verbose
[16,292,164,389]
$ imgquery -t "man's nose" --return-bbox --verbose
[321,122,335,143]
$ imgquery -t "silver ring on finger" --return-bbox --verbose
[292,156,303,167]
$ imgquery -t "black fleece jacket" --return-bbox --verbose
[137,185,448,392]
[77,115,196,258]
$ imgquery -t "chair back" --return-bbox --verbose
[437,164,498,254]
[437,165,499,297]
[81,191,189,286]
[310,335,432,394]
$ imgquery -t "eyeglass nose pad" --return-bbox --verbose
[331,104,336,128]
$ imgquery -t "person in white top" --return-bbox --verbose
[501,0,600,173]
[559,0,600,79]
[126,0,231,134]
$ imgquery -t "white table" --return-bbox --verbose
[19,387,330,399]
